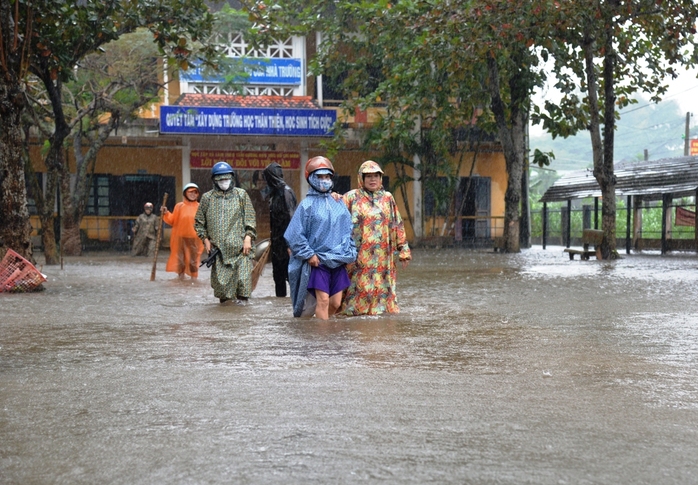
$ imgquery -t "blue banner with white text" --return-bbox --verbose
[160,106,336,137]
[180,58,302,85]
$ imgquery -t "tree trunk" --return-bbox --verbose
[62,217,82,255]
[40,74,75,256]
[486,53,525,253]
[61,120,118,256]
[599,27,618,259]
[583,28,618,260]
[0,77,33,260]
[38,169,60,264]
[39,214,58,265]
[520,160,531,248]
[501,127,524,253]
[60,171,83,256]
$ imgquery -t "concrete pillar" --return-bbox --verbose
[300,141,309,200]
[411,116,423,238]
[181,136,191,189]
[633,195,643,251]
[412,154,422,238]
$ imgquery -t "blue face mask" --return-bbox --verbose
[316,179,333,192]
[310,173,333,193]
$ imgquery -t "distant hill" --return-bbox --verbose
[529,98,695,173]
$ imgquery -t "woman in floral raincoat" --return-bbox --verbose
[341,160,411,315]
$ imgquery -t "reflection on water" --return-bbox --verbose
[2,247,698,483]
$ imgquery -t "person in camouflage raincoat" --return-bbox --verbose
[195,162,256,303]
[131,202,159,256]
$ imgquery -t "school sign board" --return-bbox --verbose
[180,58,303,86]
[160,106,336,137]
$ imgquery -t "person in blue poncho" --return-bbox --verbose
[284,156,357,319]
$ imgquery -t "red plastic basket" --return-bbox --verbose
[0,249,47,293]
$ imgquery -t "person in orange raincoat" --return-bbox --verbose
[161,183,205,280]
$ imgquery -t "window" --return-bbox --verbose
[25,172,43,216]
[424,177,451,217]
[424,176,491,239]
[86,175,110,216]
[109,175,175,216]
[214,33,294,59]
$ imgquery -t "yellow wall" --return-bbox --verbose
[314,148,507,242]
[27,135,507,245]
[457,149,508,218]
[29,138,182,183]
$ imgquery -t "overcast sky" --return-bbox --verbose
[663,66,698,122]
[530,66,698,139]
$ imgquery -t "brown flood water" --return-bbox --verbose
[2,246,698,484]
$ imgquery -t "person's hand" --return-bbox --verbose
[308,254,320,267]
[242,235,252,256]
[161,206,168,214]
[399,258,410,269]
[204,239,211,253]
[330,191,342,202]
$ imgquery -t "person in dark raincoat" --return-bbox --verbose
[284,156,356,319]
[262,162,297,297]
[195,162,257,304]
[131,202,159,256]
[247,170,270,239]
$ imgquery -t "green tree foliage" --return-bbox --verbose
[531,98,690,171]
[532,0,698,258]
[0,0,215,260]
[25,29,166,259]
[243,0,550,251]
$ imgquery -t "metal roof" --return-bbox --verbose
[539,156,698,202]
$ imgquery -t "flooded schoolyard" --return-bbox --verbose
[2,246,698,484]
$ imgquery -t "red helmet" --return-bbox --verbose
[305,156,335,180]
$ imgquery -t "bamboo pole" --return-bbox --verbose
[150,193,168,281]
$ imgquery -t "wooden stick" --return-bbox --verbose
[251,243,271,292]
[150,193,168,281]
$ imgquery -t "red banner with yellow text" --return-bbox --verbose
[190,150,301,170]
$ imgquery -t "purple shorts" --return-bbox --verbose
[308,264,350,296]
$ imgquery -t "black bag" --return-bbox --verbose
[200,247,220,268]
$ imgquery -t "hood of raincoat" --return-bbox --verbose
[357,160,384,190]
[262,162,286,191]
[213,173,234,192]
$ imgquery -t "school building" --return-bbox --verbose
[27,32,508,249]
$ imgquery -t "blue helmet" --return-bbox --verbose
[211,161,234,178]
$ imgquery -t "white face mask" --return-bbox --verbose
[217,180,232,191]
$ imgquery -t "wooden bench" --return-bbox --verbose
[563,229,603,260]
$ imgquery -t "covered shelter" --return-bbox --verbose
[539,156,698,254]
